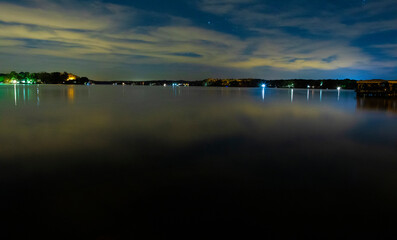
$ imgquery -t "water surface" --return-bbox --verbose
[1,85,396,239]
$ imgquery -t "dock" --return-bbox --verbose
[356,80,397,97]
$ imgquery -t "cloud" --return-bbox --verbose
[0,1,126,30]
[0,39,24,47]
[198,0,397,38]
[372,44,397,59]
[196,0,397,71]
[0,0,396,80]
[0,1,250,69]
[197,0,255,15]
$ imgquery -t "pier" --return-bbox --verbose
[356,80,397,97]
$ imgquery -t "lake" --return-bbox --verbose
[1,85,396,239]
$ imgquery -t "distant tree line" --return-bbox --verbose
[0,73,360,89]
[203,78,357,89]
[264,79,357,89]
[0,71,90,84]
[203,78,262,87]
[124,79,357,89]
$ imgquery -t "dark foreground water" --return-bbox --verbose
[0,85,396,239]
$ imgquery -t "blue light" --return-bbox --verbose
[261,84,266,88]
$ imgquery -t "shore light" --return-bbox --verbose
[337,87,341,90]
[261,84,266,88]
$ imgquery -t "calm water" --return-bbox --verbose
[1,85,397,239]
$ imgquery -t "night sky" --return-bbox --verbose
[0,0,396,80]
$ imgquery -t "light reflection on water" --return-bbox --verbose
[0,85,396,239]
[1,85,388,111]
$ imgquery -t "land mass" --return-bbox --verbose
[0,71,394,90]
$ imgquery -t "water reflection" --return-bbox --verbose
[12,84,36,106]
[307,89,310,101]
[0,85,396,239]
[357,97,397,113]
[2,85,394,115]
[37,86,40,106]
[320,89,323,102]
[1,85,93,106]
[67,86,75,102]
[14,84,17,106]
[172,84,181,96]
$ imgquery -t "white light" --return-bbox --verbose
[337,87,341,90]
[307,85,310,88]
[261,84,266,88]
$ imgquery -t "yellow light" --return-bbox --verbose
[67,74,77,81]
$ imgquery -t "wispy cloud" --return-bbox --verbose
[0,0,396,79]
[0,0,127,30]
[196,0,397,71]
[197,0,255,15]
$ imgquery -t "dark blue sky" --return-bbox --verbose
[0,0,396,80]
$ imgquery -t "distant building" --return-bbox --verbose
[67,74,77,81]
